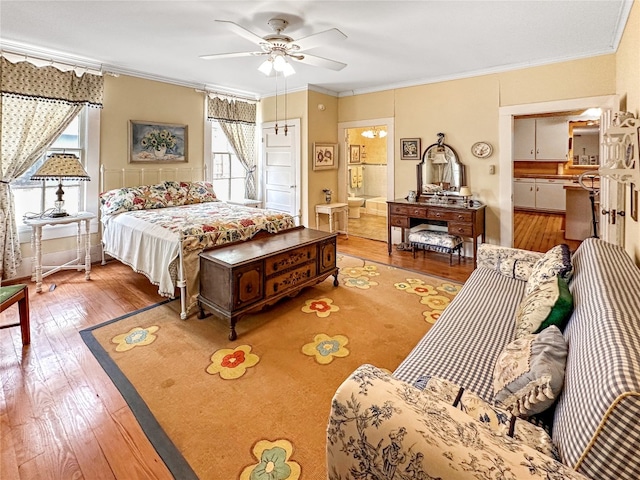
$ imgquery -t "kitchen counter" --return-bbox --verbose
[515,173,577,180]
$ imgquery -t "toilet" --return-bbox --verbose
[347,197,365,218]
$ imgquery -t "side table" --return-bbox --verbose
[315,203,348,237]
[23,211,95,292]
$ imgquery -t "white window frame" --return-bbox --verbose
[208,119,247,202]
[17,107,100,243]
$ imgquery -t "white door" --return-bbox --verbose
[261,119,301,224]
[599,109,625,245]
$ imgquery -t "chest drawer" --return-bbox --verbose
[389,215,410,228]
[265,245,316,276]
[265,262,317,297]
[448,222,473,236]
[389,204,428,217]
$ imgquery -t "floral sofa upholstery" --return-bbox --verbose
[327,238,640,479]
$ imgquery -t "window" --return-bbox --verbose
[15,106,100,244]
[14,112,85,224]
[210,121,245,202]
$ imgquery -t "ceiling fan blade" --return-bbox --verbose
[293,53,347,71]
[199,51,263,60]
[293,28,347,51]
[215,20,266,46]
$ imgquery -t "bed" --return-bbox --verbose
[99,168,296,319]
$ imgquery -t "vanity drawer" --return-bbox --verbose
[389,205,428,217]
[448,222,473,236]
[389,215,410,228]
[265,244,316,276]
[428,209,473,223]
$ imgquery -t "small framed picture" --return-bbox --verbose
[129,120,188,163]
[312,143,338,170]
[349,144,361,164]
[631,183,638,222]
[400,138,421,160]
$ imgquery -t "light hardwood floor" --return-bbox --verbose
[513,210,582,253]
[0,236,474,479]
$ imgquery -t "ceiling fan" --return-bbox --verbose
[200,18,347,76]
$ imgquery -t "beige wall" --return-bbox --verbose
[101,75,205,182]
[337,55,618,244]
[616,0,640,262]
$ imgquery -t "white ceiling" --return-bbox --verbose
[0,1,633,99]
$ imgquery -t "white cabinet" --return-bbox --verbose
[514,118,569,161]
[514,119,537,160]
[513,178,535,208]
[535,179,566,211]
[514,178,567,211]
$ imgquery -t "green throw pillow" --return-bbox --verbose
[515,276,573,339]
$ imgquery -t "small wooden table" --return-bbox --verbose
[315,203,348,237]
[23,212,95,292]
[198,227,339,340]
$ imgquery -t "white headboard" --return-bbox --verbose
[100,165,207,192]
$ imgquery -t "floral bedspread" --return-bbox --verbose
[103,202,296,315]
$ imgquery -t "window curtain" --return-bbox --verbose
[207,97,257,200]
[0,57,104,279]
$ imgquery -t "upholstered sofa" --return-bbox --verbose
[327,238,640,479]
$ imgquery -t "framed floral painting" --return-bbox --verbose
[129,120,188,163]
[313,143,338,170]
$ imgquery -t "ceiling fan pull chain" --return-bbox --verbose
[284,76,288,136]
[274,69,279,135]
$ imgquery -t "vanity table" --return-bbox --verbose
[387,199,486,266]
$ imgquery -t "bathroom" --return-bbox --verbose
[346,126,388,242]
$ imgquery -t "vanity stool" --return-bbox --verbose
[408,230,463,266]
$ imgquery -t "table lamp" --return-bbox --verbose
[459,186,472,206]
[31,153,90,217]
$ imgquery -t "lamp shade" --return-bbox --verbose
[459,186,472,197]
[31,153,90,181]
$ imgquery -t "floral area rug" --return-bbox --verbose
[80,254,462,479]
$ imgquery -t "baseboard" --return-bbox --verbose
[12,244,103,283]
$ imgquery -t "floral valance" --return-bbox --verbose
[0,57,104,108]
[207,97,256,125]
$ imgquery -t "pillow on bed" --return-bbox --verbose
[100,187,147,216]
[186,181,218,204]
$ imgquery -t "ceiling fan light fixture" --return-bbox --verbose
[258,58,274,76]
[281,61,296,77]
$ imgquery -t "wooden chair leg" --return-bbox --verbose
[19,287,30,345]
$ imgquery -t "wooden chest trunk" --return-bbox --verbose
[198,227,339,340]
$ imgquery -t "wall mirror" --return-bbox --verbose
[417,133,466,197]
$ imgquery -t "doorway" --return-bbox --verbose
[498,95,619,248]
[345,125,388,241]
[338,118,395,243]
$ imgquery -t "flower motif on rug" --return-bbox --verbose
[302,333,349,364]
[343,276,379,289]
[239,439,301,480]
[341,264,380,278]
[423,310,443,324]
[394,278,438,297]
[301,297,340,318]
[111,326,160,352]
[206,345,260,380]
[420,295,451,310]
[437,282,463,295]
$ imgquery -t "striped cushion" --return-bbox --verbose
[553,238,640,479]
[393,267,526,402]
